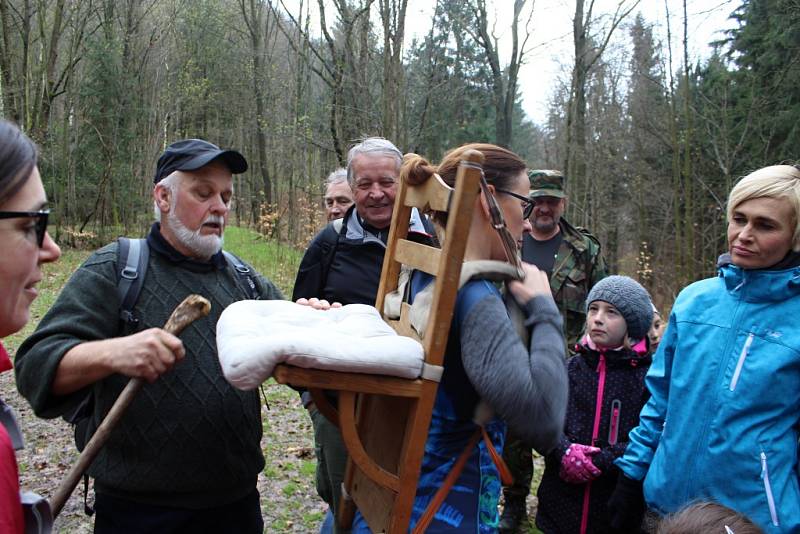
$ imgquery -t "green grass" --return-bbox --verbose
[271,518,289,531]
[4,248,91,353]
[282,481,300,497]
[300,459,316,477]
[223,226,303,297]
[302,510,326,529]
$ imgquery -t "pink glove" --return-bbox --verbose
[559,443,602,484]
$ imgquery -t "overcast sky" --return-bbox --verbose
[508,0,739,122]
[411,0,740,123]
[294,0,740,124]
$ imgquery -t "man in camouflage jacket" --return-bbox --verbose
[499,169,608,533]
[538,221,608,348]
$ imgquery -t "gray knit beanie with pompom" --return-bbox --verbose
[586,275,654,341]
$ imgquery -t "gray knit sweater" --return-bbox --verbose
[14,236,283,508]
[461,293,568,454]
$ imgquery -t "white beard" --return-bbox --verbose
[165,209,224,259]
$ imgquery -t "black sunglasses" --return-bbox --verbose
[0,210,50,247]
[495,189,534,219]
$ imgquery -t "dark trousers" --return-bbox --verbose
[93,489,263,534]
[502,433,534,500]
[310,406,352,534]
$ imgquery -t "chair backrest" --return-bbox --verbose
[344,150,484,532]
[376,149,484,362]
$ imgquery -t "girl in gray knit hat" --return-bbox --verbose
[536,275,654,534]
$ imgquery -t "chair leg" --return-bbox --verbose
[337,474,355,529]
[310,388,340,427]
[338,391,401,492]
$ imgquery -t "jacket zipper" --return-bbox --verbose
[689,276,746,494]
[580,354,607,534]
[729,333,754,391]
[608,399,621,445]
[760,451,780,526]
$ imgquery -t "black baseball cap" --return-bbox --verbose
[154,139,248,184]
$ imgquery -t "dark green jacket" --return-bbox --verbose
[14,228,283,509]
[522,218,608,348]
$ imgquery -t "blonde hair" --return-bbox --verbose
[656,502,763,534]
[727,165,800,251]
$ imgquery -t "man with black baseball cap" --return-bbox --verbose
[15,138,283,532]
[153,138,248,184]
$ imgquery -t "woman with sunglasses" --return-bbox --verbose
[0,120,61,533]
[351,143,567,533]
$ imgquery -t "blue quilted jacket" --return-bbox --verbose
[616,263,800,533]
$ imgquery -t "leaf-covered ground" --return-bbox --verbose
[5,375,545,532]
[2,370,327,532]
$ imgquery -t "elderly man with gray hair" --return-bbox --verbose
[293,137,434,532]
[323,168,353,221]
[15,139,284,532]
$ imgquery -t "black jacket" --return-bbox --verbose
[292,205,434,304]
[536,339,651,534]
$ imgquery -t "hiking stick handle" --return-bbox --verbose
[49,294,211,518]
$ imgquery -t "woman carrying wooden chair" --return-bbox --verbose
[351,143,568,533]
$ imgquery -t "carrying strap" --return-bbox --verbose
[320,218,343,285]
[222,250,260,300]
[402,260,521,532]
[412,426,512,534]
[117,238,149,325]
[116,239,260,326]
[384,260,523,340]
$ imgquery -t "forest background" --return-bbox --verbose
[1,0,799,309]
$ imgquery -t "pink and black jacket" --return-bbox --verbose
[536,337,651,534]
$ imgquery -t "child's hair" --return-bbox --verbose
[656,501,764,534]
[585,275,653,342]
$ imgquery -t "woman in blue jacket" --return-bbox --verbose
[609,164,800,534]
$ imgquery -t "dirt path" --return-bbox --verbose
[3,370,324,532]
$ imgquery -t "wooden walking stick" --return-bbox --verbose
[49,294,212,518]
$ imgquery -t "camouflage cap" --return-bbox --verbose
[529,169,566,198]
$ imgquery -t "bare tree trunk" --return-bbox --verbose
[471,0,528,148]
[681,0,695,281]
[379,0,408,144]
[663,0,683,280]
[240,0,273,203]
[0,0,20,121]
[566,0,639,223]
[31,0,66,139]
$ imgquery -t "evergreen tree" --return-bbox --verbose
[726,0,800,164]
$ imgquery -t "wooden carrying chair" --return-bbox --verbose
[273,150,483,532]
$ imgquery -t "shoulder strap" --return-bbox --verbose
[412,427,511,534]
[223,250,260,300]
[117,237,149,325]
[320,218,343,284]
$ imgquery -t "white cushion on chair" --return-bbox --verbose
[216,300,425,390]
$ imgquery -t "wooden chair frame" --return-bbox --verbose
[273,150,484,532]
